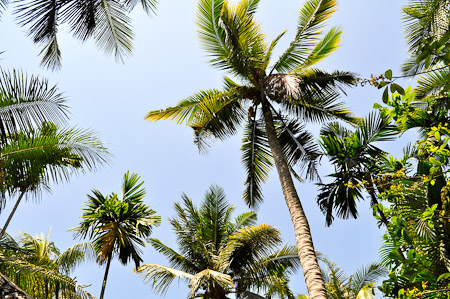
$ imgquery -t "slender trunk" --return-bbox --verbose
[99,253,113,299]
[261,101,327,299]
[366,179,406,261]
[0,191,25,239]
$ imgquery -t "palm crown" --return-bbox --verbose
[136,185,300,299]
[147,0,355,207]
[72,171,161,299]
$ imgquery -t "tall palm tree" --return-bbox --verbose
[0,69,110,237]
[145,0,355,297]
[72,171,161,299]
[1,0,158,70]
[0,231,96,299]
[136,185,300,299]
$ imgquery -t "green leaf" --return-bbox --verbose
[382,87,389,103]
[438,273,450,281]
[392,83,405,95]
[373,103,382,109]
[384,69,393,80]
[435,131,441,141]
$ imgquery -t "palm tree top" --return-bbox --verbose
[136,185,300,298]
[146,0,356,208]
[72,171,161,268]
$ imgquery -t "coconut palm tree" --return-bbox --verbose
[72,171,161,299]
[0,230,96,299]
[136,185,300,299]
[1,0,157,70]
[0,69,110,237]
[145,0,355,297]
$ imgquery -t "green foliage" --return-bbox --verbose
[73,171,161,267]
[1,0,158,69]
[297,256,387,299]
[371,74,450,298]
[0,231,96,299]
[136,185,299,298]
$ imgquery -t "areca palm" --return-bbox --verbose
[72,171,161,299]
[0,231,96,299]
[317,112,397,226]
[146,0,355,297]
[1,0,157,70]
[136,185,300,299]
[0,69,109,237]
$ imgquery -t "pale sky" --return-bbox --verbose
[1,0,410,298]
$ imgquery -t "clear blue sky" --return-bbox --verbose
[1,0,410,297]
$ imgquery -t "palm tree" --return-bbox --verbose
[316,112,397,227]
[72,171,161,299]
[136,185,300,299]
[297,255,387,299]
[145,0,355,297]
[0,230,96,299]
[0,69,110,237]
[1,0,158,70]
[402,0,450,75]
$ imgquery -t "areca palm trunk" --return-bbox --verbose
[261,100,327,299]
[0,191,26,239]
[100,252,113,299]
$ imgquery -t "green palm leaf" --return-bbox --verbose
[197,0,230,69]
[241,118,273,208]
[0,69,68,138]
[276,117,321,181]
[135,264,193,295]
[415,66,450,99]
[291,26,342,71]
[271,0,337,73]
[218,0,267,79]
[93,0,133,61]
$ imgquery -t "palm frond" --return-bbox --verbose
[415,66,450,99]
[55,242,96,274]
[275,117,322,181]
[241,117,273,208]
[122,0,157,15]
[218,0,267,79]
[197,0,230,69]
[291,26,342,71]
[149,238,198,273]
[271,0,337,73]
[0,69,68,138]
[231,211,257,232]
[403,0,446,52]
[350,263,387,297]
[93,0,133,61]
[135,263,193,295]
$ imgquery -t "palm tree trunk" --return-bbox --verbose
[261,101,327,299]
[0,191,25,239]
[99,253,113,299]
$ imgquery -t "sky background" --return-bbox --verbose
[1,0,411,298]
